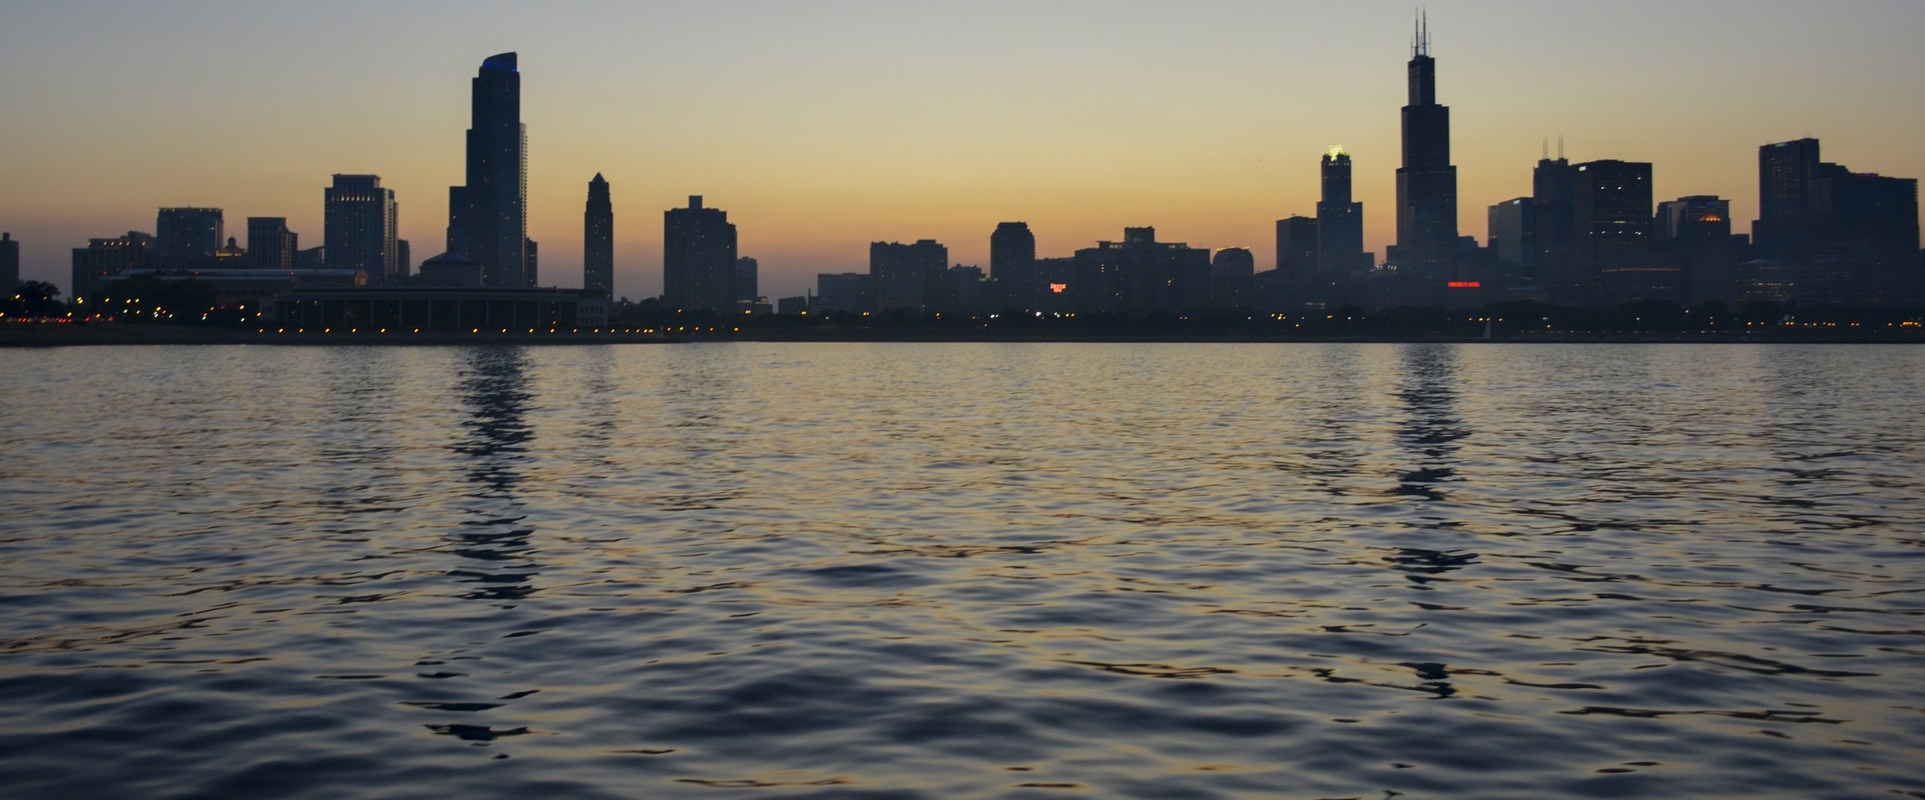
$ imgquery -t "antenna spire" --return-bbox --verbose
[1543,138,1549,160]
[1558,134,1565,160]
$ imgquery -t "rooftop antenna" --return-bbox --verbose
[1543,138,1550,160]
[1558,134,1565,160]
[1420,8,1431,57]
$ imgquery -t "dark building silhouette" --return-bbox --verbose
[448,53,532,287]
[398,239,411,276]
[156,207,223,270]
[245,217,298,271]
[1072,227,1210,315]
[1756,138,1823,263]
[71,231,156,301]
[1533,153,1577,300]
[215,236,246,268]
[735,257,759,308]
[584,173,613,298]
[663,195,737,311]
[1317,146,1367,279]
[814,272,872,314]
[872,239,947,312]
[1655,195,1736,305]
[1572,160,1660,304]
[1,233,18,291]
[991,222,1037,310]
[325,174,399,282]
[1274,215,1319,281]
[1210,247,1255,310]
[1752,138,1920,305]
[1392,15,1459,278]
[1487,198,1535,280]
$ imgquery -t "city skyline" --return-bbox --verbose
[2,1,1922,301]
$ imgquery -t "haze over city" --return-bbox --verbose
[2,0,1922,301]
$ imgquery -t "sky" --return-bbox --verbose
[2,0,1922,301]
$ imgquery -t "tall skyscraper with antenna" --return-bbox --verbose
[447,53,532,287]
[584,174,613,298]
[1392,12,1459,278]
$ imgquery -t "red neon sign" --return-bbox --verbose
[1446,281,1481,289]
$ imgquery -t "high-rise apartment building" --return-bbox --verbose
[1,233,18,291]
[1210,247,1255,310]
[1392,15,1459,277]
[1317,146,1366,278]
[871,239,947,312]
[245,217,298,271]
[447,53,531,287]
[663,196,738,311]
[584,174,613,298]
[325,174,399,282]
[156,207,223,270]
[1756,138,1823,263]
[991,222,1037,310]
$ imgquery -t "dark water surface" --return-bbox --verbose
[2,343,1923,799]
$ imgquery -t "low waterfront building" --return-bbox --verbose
[270,284,608,330]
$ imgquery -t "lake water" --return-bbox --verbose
[2,342,1922,799]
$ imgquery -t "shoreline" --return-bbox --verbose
[4,322,1921,347]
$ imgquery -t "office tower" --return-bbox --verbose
[325,174,399,282]
[1275,215,1318,280]
[397,240,410,276]
[1572,160,1658,304]
[735,257,759,307]
[1317,146,1366,278]
[1656,195,1736,306]
[1755,138,1822,262]
[70,231,156,301]
[871,239,947,312]
[663,195,738,311]
[245,217,298,271]
[1210,247,1255,310]
[0,233,18,290]
[584,174,613,298]
[1533,154,1577,298]
[156,207,223,269]
[1488,198,1535,274]
[1392,14,1459,277]
[991,222,1037,310]
[1753,139,1920,304]
[447,53,530,287]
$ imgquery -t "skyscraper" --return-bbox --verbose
[1655,195,1736,306]
[1316,146,1366,278]
[1753,139,1920,305]
[325,174,399,282]
[0,233,18,291]
[1392,14,1459,277]
[245,217,298,271]
[663,196,738,311]
[735,257,760,308]
[990,222,1037,310]
[1533,153,1577,299]
[871,239,947,312]
[1755,138,1822,263]
[447,53,530,287]
[584,174,613,298]
[1572,160,1657,304]
[1274,216,1318,281]
[156,207,223,270]
[1487,198,1535,274]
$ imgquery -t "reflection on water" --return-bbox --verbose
[1,343,1923,799]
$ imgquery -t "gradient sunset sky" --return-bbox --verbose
[3,1,1921,300]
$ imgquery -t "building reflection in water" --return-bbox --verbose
[447,346,540,604]
[1390,344,1468,501]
